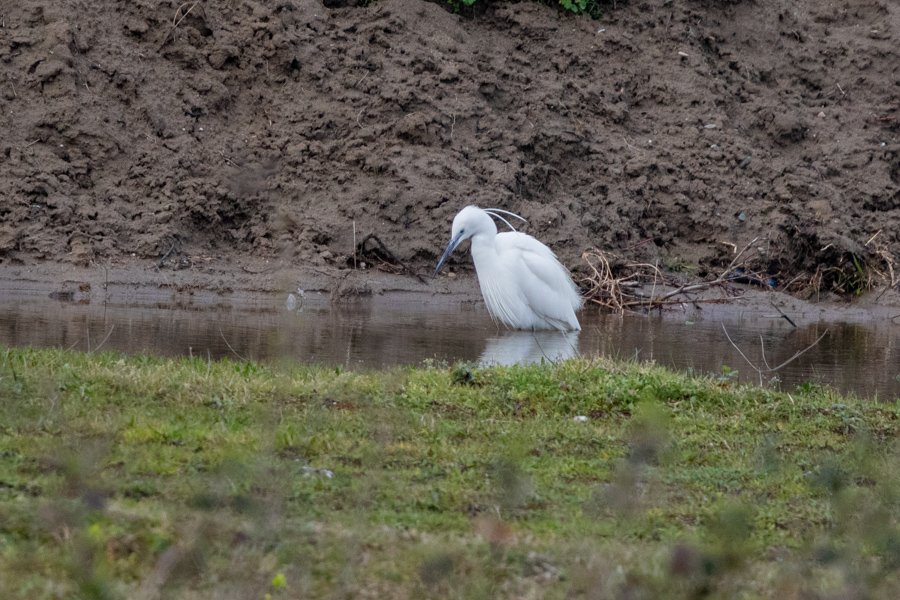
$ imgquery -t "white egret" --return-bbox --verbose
[433,206,582,331]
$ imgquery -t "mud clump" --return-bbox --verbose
[0,0,898,295]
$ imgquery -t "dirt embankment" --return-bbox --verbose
[1,0,898,299]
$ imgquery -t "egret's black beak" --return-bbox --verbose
[433,232,464,279]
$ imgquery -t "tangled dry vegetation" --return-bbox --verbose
[580,239,762,313]
[580,237,899,313]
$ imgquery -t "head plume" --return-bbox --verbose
[483,208,527,232]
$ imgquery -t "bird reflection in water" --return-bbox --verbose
[479,330,580,367]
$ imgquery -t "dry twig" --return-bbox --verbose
[158,1,201,49]
[219,327,246,361]
[157,240,176,269]
[172,1,199,29]
[722,324,828,387]
[768,300,798,328]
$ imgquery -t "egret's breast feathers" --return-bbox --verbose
[479,266,523,328]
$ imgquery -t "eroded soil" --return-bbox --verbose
[1,0,899,301]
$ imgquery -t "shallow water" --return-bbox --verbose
[0,286,898,400]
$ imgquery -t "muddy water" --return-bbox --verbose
[0,287,898,401]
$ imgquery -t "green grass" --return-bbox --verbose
[1,346,900,599]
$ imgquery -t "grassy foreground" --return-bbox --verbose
[1,347,900,599]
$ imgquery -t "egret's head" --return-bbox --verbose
[450,206,496,241]
[433,206,497,279]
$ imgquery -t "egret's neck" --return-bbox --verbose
[469,232,498,270]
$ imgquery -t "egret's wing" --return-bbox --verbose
[499,233,581,306]
[519,251,582,330]
[496,233,582,330]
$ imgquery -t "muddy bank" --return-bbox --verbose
[1,0,898,301]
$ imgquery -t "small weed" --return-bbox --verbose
[450,360,480,386]
[666,257,698,273]
[798,381,822,393]
[557,0,603,19]
[446,0,476,12]
[718,364,739,382]
[447,0,603,18]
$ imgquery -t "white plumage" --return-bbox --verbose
[434,206,582,331]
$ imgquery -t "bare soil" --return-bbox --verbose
[1,0,899,305]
